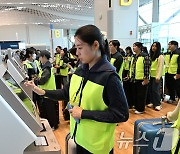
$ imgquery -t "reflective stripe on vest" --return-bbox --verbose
[130,57,144,80]
[110,58,124,81]
[38,68,56,90]
[69,74,116,153]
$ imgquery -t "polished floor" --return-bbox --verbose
[53,101,176,154]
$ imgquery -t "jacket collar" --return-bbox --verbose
[82,55,116,73]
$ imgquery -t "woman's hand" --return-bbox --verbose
[69,106,83,119]
[24,81,45,95]
[142,79,149,85]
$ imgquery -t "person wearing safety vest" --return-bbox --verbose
[68,47,81,76]
[146,42,164,111]
[54,46,62,89]
[164,41,180,103]
[25,25,129,154]
[24,48,40,81]
[129,42,151,114]
[24,48,42,114]
[59,49,69,83]
[123,46,134,109]
[167,100,180,154]
[34,50,59,130]
[109,40,124,81]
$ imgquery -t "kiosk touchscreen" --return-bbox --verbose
[7,58,32,99]
[0,64,42,134]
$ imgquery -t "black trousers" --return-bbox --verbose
[147,77,161,107]
[165,73,180,100]
[76,144,113,154]
[41,98,58,128]
[55,75,62,89]
[123,80,134,108]
[132,81,148,112]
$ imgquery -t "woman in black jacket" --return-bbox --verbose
[25,25,129,154]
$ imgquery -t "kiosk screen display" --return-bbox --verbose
[3,71,36,117]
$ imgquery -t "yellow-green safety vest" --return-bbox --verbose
[69,74,116,154]
[164,54,179,74]
[70,53,75,59]
[124,56,132,71]
[55,54,60,65]
[24,61,33,69]
[150,58,165,77]
[171,111,180,154]
[38,68,56,90]
[110,58,124,81]
[130,56,145,80]
[59,59,68,76]
[25,60,41,74]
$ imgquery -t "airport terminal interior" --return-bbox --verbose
[0,0,180,154]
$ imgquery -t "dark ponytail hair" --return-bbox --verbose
[74,25,110,60]
[109,40,120,52]
[133,42,143,51]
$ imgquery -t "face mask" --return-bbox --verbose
[32,54,36,60]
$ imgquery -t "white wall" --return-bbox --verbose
[94,0,108,32]
[94,0,138,48]
[0,24,50,46]
[28,25,50,45]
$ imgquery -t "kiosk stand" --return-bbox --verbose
[0,95,37,154]
[0,64,60,154]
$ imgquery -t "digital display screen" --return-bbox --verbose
[0,41,20,50]
[3,71,36,117]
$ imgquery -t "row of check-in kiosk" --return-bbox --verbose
[0,49,61,154]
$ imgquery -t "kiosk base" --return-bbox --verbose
[24,119,60,154]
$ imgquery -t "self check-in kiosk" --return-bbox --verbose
[0,64,60,154]
[6,48,33,99]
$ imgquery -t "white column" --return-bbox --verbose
[151,0,160,42]
[94,0,138,48]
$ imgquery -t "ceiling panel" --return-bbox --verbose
[0,0,151,29]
